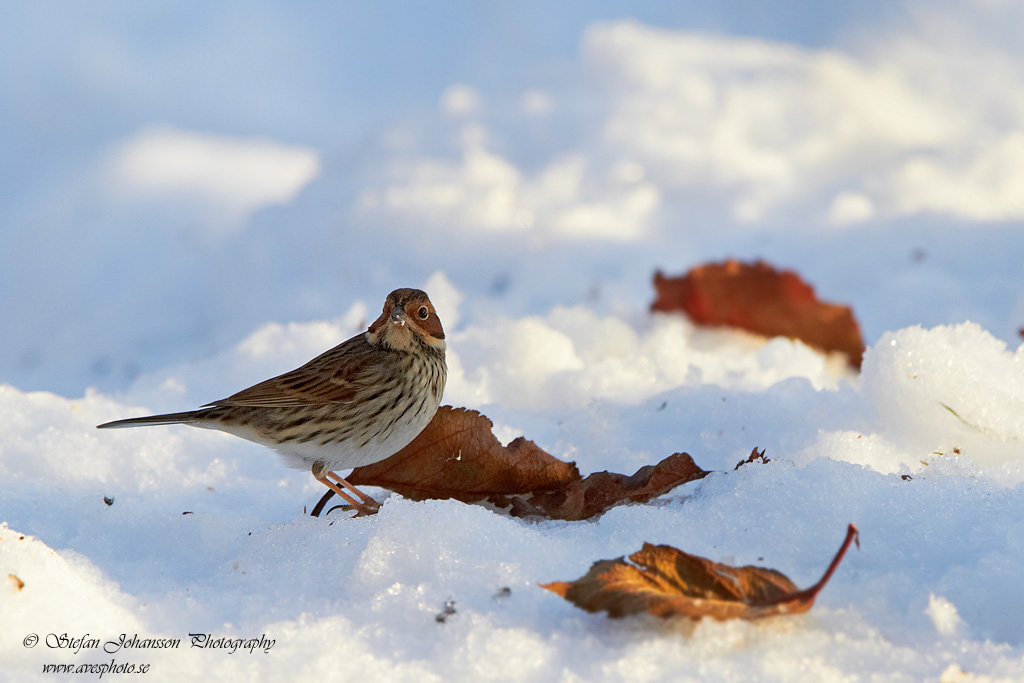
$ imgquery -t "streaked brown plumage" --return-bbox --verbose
[97,288,447,515]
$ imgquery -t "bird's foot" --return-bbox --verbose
[311,464,380,517]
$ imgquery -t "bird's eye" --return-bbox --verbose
[418,306,429,319]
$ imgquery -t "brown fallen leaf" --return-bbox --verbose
[312,406,707,520]
[7,574,24,591]
[347,406,580,503]
[734,447,769,471]
[509,452,708,521]
[542,524,859,620]
[652,260,865,369]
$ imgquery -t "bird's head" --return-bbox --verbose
[367,288,446,352]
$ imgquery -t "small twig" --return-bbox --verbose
[310,490,336,517]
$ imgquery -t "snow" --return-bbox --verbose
[104,126,321,231]
[3,1,1024,680]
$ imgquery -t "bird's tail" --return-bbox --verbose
[96,411,203,429]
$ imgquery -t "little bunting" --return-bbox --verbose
[98,288,447,515]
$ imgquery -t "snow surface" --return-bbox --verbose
[3,1,1024,681]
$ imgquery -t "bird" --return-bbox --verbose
[97,288,447,516]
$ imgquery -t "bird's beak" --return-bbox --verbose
[389,308,407,326]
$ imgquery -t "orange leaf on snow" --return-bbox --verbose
[734,447,769,470]
[509,452,708,521]
[652,260,865,369]
[543,524,859,621]
[312,406,707,520]
[346,406,580,502]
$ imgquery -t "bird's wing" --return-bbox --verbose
[204,333,385,408]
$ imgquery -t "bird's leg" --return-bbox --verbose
[311,462,364,510]
[311,462,380,516]
[325,471,380,509]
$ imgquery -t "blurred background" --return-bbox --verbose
[3,0,1023,397]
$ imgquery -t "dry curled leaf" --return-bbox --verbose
[734,447,769,471]
[347,406,580,502]
[652,260,865,369]
[313,406,706,520]
[509,452,708,521]
[543,524,859,621]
